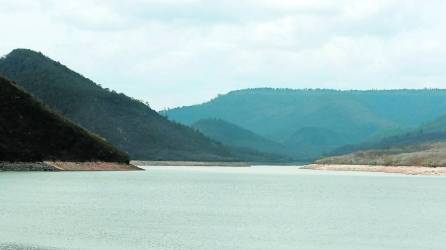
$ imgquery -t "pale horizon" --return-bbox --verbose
[2,0,446,110]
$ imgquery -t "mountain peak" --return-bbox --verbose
[6,48,45,59]
[3,48,64,73]
[0,50,259,162]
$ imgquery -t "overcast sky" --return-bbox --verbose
[1,0,446,110]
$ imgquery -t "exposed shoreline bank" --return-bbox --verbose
[132,160,307,167]
[0,162,143,171]
[303,164,446,176]
[132,161,250,167]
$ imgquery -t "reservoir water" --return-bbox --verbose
[1,166,446,250]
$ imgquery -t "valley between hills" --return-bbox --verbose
[3,48,446,173]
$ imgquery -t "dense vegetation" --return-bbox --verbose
[165,88,446,160]
[0,76,129,163]
[192,118,290,160]
[317,114,446,167]
[283,127,354,161]
[331,114,446,156]
[5,49,446,164]
[0,49,275,162]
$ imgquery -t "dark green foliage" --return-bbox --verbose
[419,114,446,133]
[317,113,446,167]
[283,127,354,161]
[0,49,243,161]
[165,88,446,160]
[0,77,129,163]
[331,114,446,156]
[192,118,290,159]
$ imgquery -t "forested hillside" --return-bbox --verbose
[192,119,289,158]
[165,88,446,160]
[6,49,446,163]
[0,49,268,162]
[317,113,446,167]
[283,127,354,161]
[0,76,129,163]
[331,114,446,156]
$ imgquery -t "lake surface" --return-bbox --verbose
[1,166,446,250]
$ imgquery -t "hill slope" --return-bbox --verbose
[319,114,446,167]
[283,127,353,160]
[419,114,446,133]
[165,88,446,160]
[331,114,446,156]
[0,49,248,162]
[192,118,288,157]
[0,76,129,163]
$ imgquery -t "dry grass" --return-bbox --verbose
[45,162,143,171]
[304,164,446,176]
[317,142,446,168]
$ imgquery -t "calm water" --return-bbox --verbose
[1,166,446,250]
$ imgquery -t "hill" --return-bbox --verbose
[331,114,446,156]
[283,127,353,161]
[0,76,129,164]
[192,118,289,158]
[419,114,446,133]
[164,88,446,160]
[0,49,261,162]
[318,114,446,167]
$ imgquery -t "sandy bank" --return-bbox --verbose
[132,161,250,167]
[0,162,143,171]
[303,164,446,176]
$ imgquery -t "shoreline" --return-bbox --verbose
[0,162,143,171]
[303,164,446,176]
[132,160,308,167]
[132,161,250,167]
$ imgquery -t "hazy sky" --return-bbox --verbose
[1,0,446,110]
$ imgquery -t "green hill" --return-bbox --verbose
[283,127,353,160]
[192,118,289,158]
[331,114,446,156]
[0,76,129,163]
[319,114,446,167]
[419,114,446,133]
[0,49,253,162]
[165,88,446,160]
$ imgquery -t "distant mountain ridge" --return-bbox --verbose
[316,112,446,167]
[192,118,289,158]
[0,76,128,163]
[164,88,446,160]
[6,48,446,163]
[0,49,274,162]
[331,113,446,156]
[283,127,354,160]
[419,114,446,133]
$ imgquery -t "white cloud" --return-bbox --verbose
[1,0,446,109]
